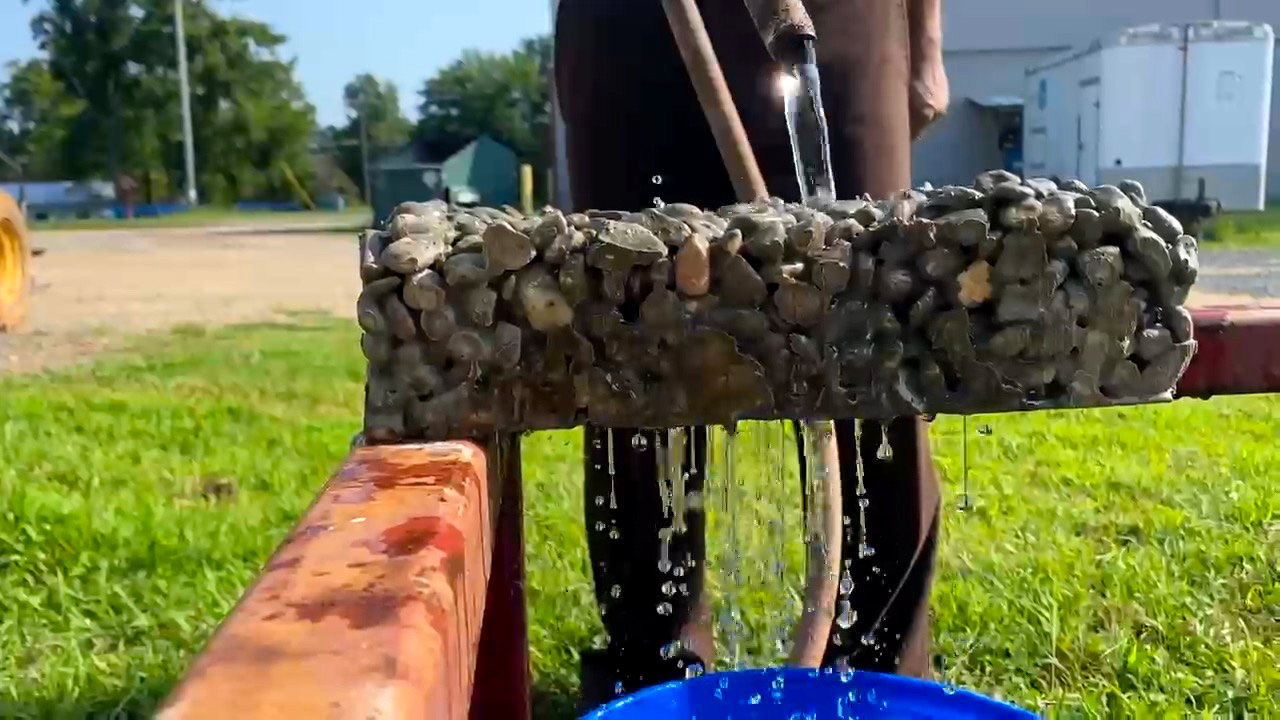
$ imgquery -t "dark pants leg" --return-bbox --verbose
[555,0,939,706]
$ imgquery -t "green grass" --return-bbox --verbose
[1204,206,1280,248]
[1,320,1276,718]
[29,206,371,232]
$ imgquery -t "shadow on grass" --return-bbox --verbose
[534,682,582,720]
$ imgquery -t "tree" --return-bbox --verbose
[329,73,412,201]
[8,0,316,202]
[0,59,85,179]
[417,35,551,181]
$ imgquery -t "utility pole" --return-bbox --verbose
[175,0,198,205]
[358,93,372,206]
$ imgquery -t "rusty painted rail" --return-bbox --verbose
[158,440,530,720]
[1179,303,1280,397]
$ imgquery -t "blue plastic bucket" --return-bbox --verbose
[583,668,1036,719]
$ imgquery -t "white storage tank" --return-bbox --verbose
[1024,21,1275,211]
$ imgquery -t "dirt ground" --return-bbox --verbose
[0,223,1277,374]
[0,223,359,373]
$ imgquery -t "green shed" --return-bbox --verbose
[370,135,519,225]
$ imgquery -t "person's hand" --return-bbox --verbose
[908,0,949,139]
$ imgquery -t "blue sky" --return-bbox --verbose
[0,0,553,126]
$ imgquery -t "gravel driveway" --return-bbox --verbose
[1,223,360,373]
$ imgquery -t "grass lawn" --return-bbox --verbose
[0,320,1276,718]
[29,206,371,232]
[1204,206,1280,248]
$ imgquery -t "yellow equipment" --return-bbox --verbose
[0,190,30,331]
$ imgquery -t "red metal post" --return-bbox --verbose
[468,436,532,720]
[158,442,497,720]
[1180,303,1280,397]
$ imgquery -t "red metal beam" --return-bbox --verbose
[468,438,532,720]
[159,442,501,720]
[1179,303,1280,398]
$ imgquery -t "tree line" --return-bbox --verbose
[0,0,551,206]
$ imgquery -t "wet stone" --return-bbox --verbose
[356,181,1198,439]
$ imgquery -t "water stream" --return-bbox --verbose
[782,60,837,205]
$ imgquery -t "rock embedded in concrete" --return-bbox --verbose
[357,173,1200,441]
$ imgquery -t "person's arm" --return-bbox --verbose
[906,0,949,139]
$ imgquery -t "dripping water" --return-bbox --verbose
[655,431,671,519]
[876,425,893,462]
[607,429,617,510]
[718,423,743,669]
[854,421,874,559]
[961,417,970,511]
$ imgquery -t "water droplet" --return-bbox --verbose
[656,602,673,616]
[631,433,649,451]
[594,521,607,532]
[593,438,602,449]
[608,527,620,540]
[652,175,663,185]
[860,632,876,646]
[653,196,665,209]
[977,424,993,436]
[594,495,605,507]
[614,681,625,696]
[772,675,785,690]
[839,569,854,595]
[943,682,958,695]
[678,582,688,596]
[842,514,852,525]
[719,676,730,689]
[836,599,856,629]
[685,662,704,678]
[659,640,682,659]
[610,584,622,598]
[748,693,762,705]
[661,580,676,596]
[859,543,876,558]
[858,498,870,510]
[673,565,686,577]
[657,558,672,573]
[876,426,893,461]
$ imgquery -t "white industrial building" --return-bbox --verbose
[915,0,1280,200]
[550,0,1280,205]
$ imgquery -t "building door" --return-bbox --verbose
[1077,83,1101,185]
